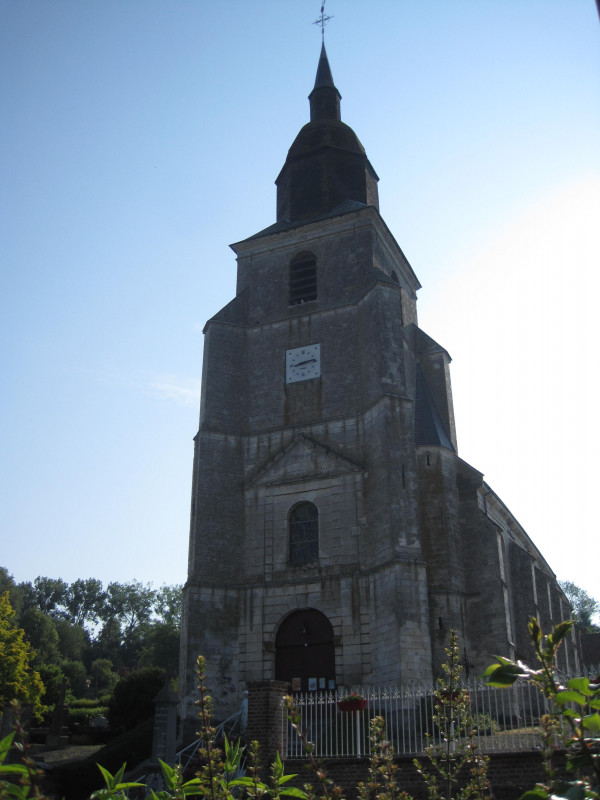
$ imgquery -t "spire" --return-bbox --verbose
[309,43,341,122]
[313,42,335,89]
[275,44,379,223]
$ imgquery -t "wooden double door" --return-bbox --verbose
[275,609,335,692]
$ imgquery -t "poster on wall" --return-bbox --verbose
[319,677,326,689]
[308,678,317,691]
[291,678,301,691]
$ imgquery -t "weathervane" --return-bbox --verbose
[313,1,333,42]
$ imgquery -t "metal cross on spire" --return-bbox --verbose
[313,1,333,42]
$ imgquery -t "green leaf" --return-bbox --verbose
[567,677,592,696]
[519,788,548,800]
[561,780,589,800]
[555,690,588,706]
[528,618,543,648]
[561,708,580,718]
[483,663,525,687]
[280,788,309,799]
[158,758,178,790]
[277,774,297,785]
[113,762,127,786]
[581,713,600,732]
[547,621,574,650]
[0,732,15,766]
[116,782,146,790]
[96,763,116,789]
[0,764,30,775]
[0,783,31,799]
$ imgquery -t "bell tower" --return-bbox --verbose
[180,44,435,720]
[179,41,575,725]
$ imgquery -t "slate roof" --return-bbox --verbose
[240,199,369,243]
[414,364,454,450]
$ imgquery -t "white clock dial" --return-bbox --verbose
[286,344,321,384]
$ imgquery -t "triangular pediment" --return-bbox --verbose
[246,434,363,488]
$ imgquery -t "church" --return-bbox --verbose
[179,43,577,722]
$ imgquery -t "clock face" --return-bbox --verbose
[286,344,321,384]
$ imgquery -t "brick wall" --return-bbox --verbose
[285,750,566,800]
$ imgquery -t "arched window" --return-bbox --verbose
[289,502,319,565]
[289,252,317,306]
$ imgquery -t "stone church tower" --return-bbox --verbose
[180,45,577,722]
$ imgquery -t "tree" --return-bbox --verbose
[560,581,600,632]
[89,658,118,694]
[91,617,123,670]
[0,592,45,718]
[22,576,68,619]
[153,584,183,630]
[0,568,24,617]
[19,607,61,667]
[38,663,68,707]
[54,617,90,664]
[139,622,180,674]
[64,578,106,629]
[104,580,156,643]
[60,659,88,697]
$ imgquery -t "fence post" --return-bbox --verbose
[246,680,289,772]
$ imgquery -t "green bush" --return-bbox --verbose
[66,706,109,727]
[107,666,164,734]
[70,697,103,709]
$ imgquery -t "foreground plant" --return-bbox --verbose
[90,762,145,799]
[357,715,412,800]
[484,617,600,800]
[284,695,343,800]
[414,630,491,800]
[0,705,50,800]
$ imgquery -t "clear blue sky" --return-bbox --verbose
[2,2,599,601]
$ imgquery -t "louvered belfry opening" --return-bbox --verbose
[289,252,317,306]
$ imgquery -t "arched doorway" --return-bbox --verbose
[275,609,335,692]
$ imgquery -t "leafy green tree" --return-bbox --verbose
[104,580,156,643]
[54,617,90,663]
[560,581,600,632]
[60,659,88,697]
[139,621,180,674]
[64,577,106,629]
[38,663,68,707]
[154,583,183,629]
[19,606,61,666]
[0,592,45,719]
[24,576,69,618]
[93,615,122,660]
[90,658,118,696]
[90,658,119,694]
[0,567,24,617]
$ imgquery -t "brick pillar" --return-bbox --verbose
[246,680,289,772]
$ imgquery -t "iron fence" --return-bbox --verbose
[284,679,555,758]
